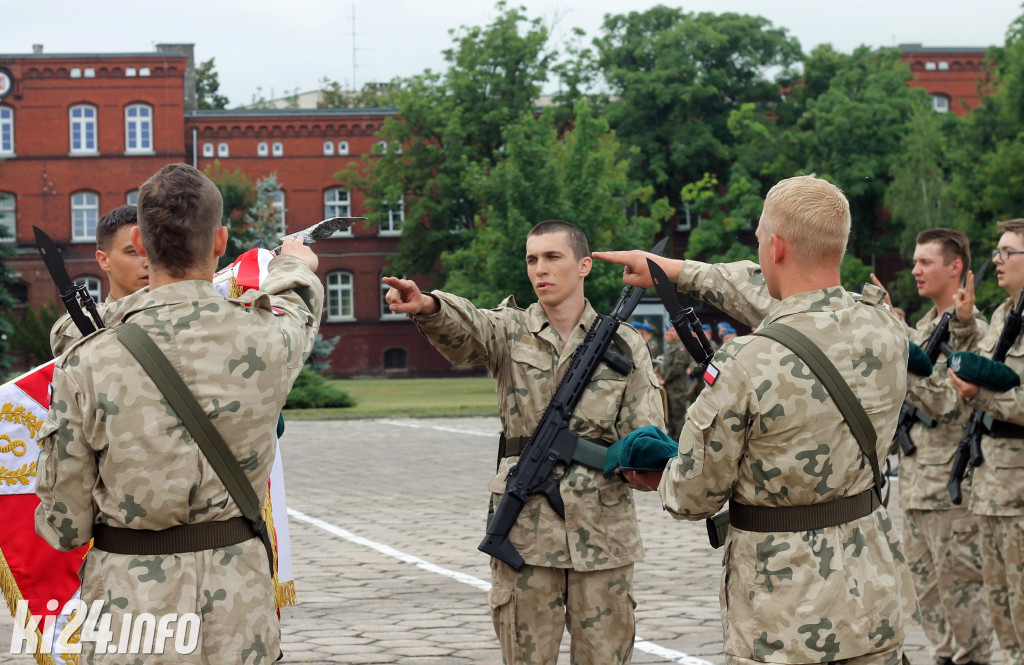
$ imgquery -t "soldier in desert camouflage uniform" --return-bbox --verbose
[383,220,664,665]
[949,218,1024,665]
[658,323,690,439]
[50,204,149,356]
[596,175,919,665]
[874,229,993,665]
[35,164,323,665]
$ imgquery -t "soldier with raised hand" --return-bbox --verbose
[948,218,1024,665]
[595,175,919,665]
[35,163,323,664]
[874,229,993,665]
[383,219,664,665]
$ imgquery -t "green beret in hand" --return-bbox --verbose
[604,425,679,475]
[907,341,933,377]
[949,351,1021,392]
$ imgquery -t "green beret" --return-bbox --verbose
[604,425,678,475]
[277,412,286,438]
[949,351,1021,392]
[907,341,933,377]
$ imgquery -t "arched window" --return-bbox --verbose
[338,140,349,155]
[71,191,99,240]
[272,141,283,157]
[124,103,153,153]
[326,271,354,321]
[257,142,268,157]
[932,94,950,113]
[323,140,334,156]
[273,190,286,233]
[202,142,214,158]
[324,188,352,237]
[383,348,407,370]
[217,142,229,158]
[379,197,404,236]
[69,104,98,153]
[74,275,102,302]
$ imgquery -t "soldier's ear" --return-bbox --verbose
[95,249,111,274]
[213,226,229,258]
[129,226,148,258]
[579,255,592,278]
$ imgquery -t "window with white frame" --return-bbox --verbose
[218,142,229,158]
[0,193,15,242]
[326,271,354,321]
[272,141,283,157]
[74,276,102,302]
[0,106,13,155]
[71,191,99,241]
[257,142,268,157]
[69,104,98,154]
[126,189,138,205]
[376,140,388,154]
[124,103,153,153]
[925,61,937,71]
[938,61,950,71]
[380,276,404,318]
[324,188,352,236]
[323,140,334,156]
[125,67,137,77]
[83,68,95,78]
[139,67,150,77]
[202,143,214,157]
[379,198,404,236]
[70,68,81,78]
[676,202,693,231]
[273,190,286,233]
[338,140,349,155]
[932,94,950,113]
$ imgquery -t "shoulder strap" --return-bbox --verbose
[752,322,882,501]
[116,323,274,571]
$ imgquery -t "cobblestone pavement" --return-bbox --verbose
[1,417,972,664]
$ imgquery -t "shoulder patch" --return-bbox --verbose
[703,362,720,386]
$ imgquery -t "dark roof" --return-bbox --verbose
[896,44,988,54]
[186,108,397,118]
[0,51,188,59]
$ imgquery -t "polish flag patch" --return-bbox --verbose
[703,362,720,386]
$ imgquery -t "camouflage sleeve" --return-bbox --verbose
[950,308,991,352]
[659,343,753,519]
[410,291,507,373]
[675,260,774,327]
[34,363,98,550]
[905,360,964,419]
[615,337,667,435]
[238,255,325,366]
[49,313,80,358]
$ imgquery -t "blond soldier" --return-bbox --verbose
[35,164,323,664]
[949,218,1024,665]
[874,229,993,665]
[50,204,150,356]
[383,220,664,665]
[596,175,919,664]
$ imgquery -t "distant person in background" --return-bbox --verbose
[658,322,689,438]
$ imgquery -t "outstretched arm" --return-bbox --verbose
[382,276,439,316]
[592,250,682,289]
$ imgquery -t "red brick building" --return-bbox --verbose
[897,44,989,116]
[0,44,465,377]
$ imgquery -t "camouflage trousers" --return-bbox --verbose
[980,515,1024,665]
[903,508,993,665]
[488,559,635,665]
[727,646,904,665]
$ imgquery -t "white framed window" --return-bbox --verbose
[273,190,286,233]
[326,271,354,321]
[74,276,102,302]
[126,189,138,205]
[124,103,153,153]
[338,140,349,155]
[938,61,949,71]
[202,142,214,158]
[125,67,137,77]
[70,68,81,78]
[71,191,99,241]
[323,141,334,156]
[217,142,229,158]
[932,94,950,113]
[69,104,97,154]
[257,141,268,157]
[272,141,283,157]
[676,202,693,232]
[0,106,13,155]
[379,198,404,236]
[376,140,387,154]
[0,193,15,243]
[380,276,404,319]
[139,67,150,77]
[925,61,937,71]
[83,67,95,78]
[324,188,352,237]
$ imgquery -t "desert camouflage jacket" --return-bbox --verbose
[49,293,119,357]
[663,260,919,663]
[35,255,323,664]
[412,291,665,571]
[901,305,987,510]
[951,297,1024,516]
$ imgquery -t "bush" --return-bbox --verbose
[285,368,356,409]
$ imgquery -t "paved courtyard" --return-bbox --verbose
[2,417,952,664]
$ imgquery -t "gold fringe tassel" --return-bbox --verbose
[229,276,244,299]
[262,491,296,609]
[0,543,58,665]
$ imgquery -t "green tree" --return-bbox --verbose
[0,208,18,372]
[8,300,61,367]
[441,101,670,310]
[204,161,256,268]
[247,174,285,249]
[339,2,555,284]
[196,58,229,110]
[317,77,396,109]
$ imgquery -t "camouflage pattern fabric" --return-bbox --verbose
[664,260,920,664]
[49,293,120,357]
[900,306,993,665]
[979,515,1024,665]
[35,255,323,665]
[659,341,690,438]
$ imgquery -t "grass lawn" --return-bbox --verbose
[283,376,499,420]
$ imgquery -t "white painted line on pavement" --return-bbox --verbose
[375,418,498,438]
[288,507,715,665]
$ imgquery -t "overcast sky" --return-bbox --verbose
[8,1,1023,107]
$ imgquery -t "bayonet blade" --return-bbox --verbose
[276,216,364,249]
[647,257,684,321]
[34,225,76,293]
[34,225,100,336]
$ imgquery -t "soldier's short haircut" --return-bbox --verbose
[95,205,138,252]
[527,220,590,261]
[916,228,971,275]
[137,163,223,277]
[997,218,1024,240]
[759,175,850,266]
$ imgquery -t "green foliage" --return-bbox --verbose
[204,161,256,268]
[247,174,284,249]
[317,77,396,109]
[681,169,760,263]
[440,101,669,310]
[9,299,61,367]
[285,367,356,409]
[196,58,229,110]
[0,213,17,372]
[307,334,340,373]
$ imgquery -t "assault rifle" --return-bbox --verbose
[478,240,666,570]
[947,291,1024,504]
[890,311,954,457]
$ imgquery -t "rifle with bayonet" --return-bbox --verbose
[478,238,668,570]
[33,225,105,336]
[891,311,954,457]
[947,290,1024,504]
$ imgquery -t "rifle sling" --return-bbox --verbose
[114,323,275,574]
[500,433,612,470]
[988,419,1024,439]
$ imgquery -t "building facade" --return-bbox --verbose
[897,44,989,116]
[0,44,466,377]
